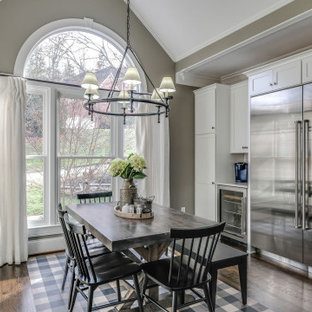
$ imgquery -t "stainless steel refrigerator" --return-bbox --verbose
[250,84,312,265]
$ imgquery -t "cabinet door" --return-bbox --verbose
[195,134,215,184]
[302,56,312,84]
[195,89,215,134]
[272,60,301,91]
[230,83,249,153]
[249,70,273,96]
[195,183,216,221]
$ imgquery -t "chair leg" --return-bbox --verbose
[203,284,214,312]
[69,279,79,312]
[116,279,121,301]
[62,256,70,290]
[87,286,94,312]
[133,274,144,312]
[141,274,148,298]
[68,269,75,310]
[172,291,178,312]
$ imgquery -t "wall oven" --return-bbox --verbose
[217,185,247,243]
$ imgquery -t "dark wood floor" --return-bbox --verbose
[0,252,312,312]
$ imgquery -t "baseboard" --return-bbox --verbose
[28,234,66,256]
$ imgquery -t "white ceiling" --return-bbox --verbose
[130,0,293,62]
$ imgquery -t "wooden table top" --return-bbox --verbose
[66,202,216,251]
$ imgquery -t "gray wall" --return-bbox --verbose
[0,0,195,213]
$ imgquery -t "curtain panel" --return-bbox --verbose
[0,77,28,266]
[135,104,170,207]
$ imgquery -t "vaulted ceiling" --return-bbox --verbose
[130,0,293,62]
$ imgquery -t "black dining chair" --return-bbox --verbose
[141,222,226,312]
[65,218,143,312]
[57,204,110,308]
[77,191,113,204]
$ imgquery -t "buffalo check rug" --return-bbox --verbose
[27,253,273,312]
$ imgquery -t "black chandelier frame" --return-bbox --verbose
[83,0,173,124]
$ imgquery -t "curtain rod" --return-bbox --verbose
[0,73,115,92]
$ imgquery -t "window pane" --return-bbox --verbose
[124,116,136,157]
[24,30,131,88]
[25,94,43,155]
[59,158,112,206]
[59,97,111,156]
[26,158,44,222]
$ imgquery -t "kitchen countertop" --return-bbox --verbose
[216,181,248,189]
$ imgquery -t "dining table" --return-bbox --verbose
[66,201,217,308]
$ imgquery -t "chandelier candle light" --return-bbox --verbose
[81,0,176,124]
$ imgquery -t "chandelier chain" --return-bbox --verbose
[127,0,131,47]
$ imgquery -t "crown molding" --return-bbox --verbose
[176,71,219,88]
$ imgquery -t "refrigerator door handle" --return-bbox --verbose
[295,120,302,228]
[304,119,310,230]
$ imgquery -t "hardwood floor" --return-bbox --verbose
[0,263,35,312]
[0,252,311,312]
[219,254,312,312]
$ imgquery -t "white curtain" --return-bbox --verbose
[135,103,170,207]
[0,77,28,266]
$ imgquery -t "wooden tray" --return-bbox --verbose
[114,206,154,220]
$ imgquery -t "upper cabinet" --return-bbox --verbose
[249,60,301,96]
[195,87,215,134]
[230,81,248,154]
[302,55,312,84]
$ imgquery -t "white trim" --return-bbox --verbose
[176,8,312,81]
[28,235,65,255]
[130,0,293,62]
[175,71,218,88]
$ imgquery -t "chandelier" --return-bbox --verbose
[81,0,176,124]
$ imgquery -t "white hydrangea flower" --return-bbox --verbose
[128,154,146,171]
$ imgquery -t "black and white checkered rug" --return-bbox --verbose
[27,253,273,312]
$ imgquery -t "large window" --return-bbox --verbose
[24,29,137,230]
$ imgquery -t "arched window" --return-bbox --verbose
[24,30,133,88]
[22,26,138,230]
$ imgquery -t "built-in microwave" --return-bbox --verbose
[217,185,247,243]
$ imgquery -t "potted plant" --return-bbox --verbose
[109,153,146,207]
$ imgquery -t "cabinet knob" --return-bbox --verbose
[211,126,215,129]
[211,182,215,185]
[242,146,248,149]
[269,83,273,86]
[274,82,277,85]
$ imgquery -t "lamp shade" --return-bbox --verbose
[84,87,99,100]
[81,72,99,90]
[151,88,164,101]
[118,90,130,103]
[159,76,176,93]
[123,67,141,86]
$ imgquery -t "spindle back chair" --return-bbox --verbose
[77,191,113,204]
[142,222,225,312]
[65,217,143,312]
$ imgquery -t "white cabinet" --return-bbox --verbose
[195,88,215,134]
[195,134,215,183]
[249,60,301,96]
[230,81,248,153]
[302,55,312,84]
[249,70,273,96]
[194,84,233,221]
[272,60,301,91]
[195,183,216,220]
